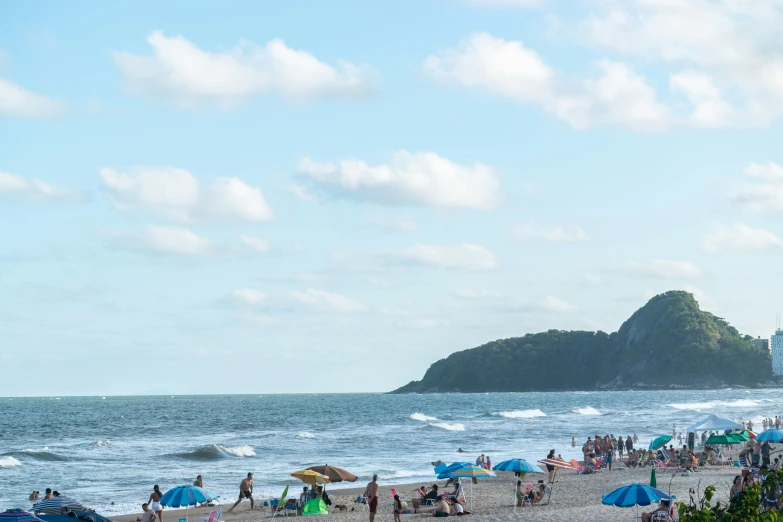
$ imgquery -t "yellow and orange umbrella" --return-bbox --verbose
[291,469,331,486]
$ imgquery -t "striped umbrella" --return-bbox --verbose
[756,429,783,443]
[491,460,543,512]
[447,465,495,510]
[537,458,578,503]
[1,510,45,522]
[160,485,219,522]
[31,498,87,515]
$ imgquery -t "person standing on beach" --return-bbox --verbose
[626,435,633,453]
[617,436,624,458]
[365,474,379,522]
[545,449,556,482]
[148,485,163,522]
[229,473,254,512]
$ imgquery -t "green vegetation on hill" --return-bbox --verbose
[392,291,772,393]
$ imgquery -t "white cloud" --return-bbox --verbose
[728,162,783,213]
[0,171,81,203]
[241,236,272,253]
[542,296,577,312]
[701,223,783,253]
[628,259,702,279]
[290,288,366,313]
[231,288,267,306]
[511,222,589,242]
[99,167,273,222]
[114,31,376,108]
[142,225,211,256]
[669,71,734,127]
[582,0,783,125]
[287,184,318,202]
[298,151,501,209]
[0,77,66,118]
[424,33,669,131]
[392,243,498,271]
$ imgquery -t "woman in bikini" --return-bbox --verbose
[148,485,163,522]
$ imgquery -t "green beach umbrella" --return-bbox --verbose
[649,435,672,451]
[705,433,744,445]
[650,468,656,488]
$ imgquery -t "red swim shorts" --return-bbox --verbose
[369,497,378,513]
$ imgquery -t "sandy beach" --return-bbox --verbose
[112,465,740,522]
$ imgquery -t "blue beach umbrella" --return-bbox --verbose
[492,458,544,474]
[491,459,543,512]
[160,485,219,522]
[602,483,670,521]
[435,462,472,479]
[756,429,783,443]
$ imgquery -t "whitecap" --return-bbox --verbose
[572,406,600,415]
[297,432,316,439]
[667,399,760,410]
[410,413,438,422]
[221,445,256,457]
[428,422,465,431]
[94,440,111,447]
[492,409,546,419]
[0,456,22,467]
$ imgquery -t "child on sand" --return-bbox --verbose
[393,495,402,522]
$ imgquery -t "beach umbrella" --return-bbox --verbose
[271,486,289,519]
[305,465,357,483]
[648,435,672,450]
[602,483,670,521]
[1,510,45,522]
[31,498,87,515]
[447,465,495,510]
[492,459,544,512]
[650,468,656,488]
[160,485,219,522]
[291,470,330,486]
[435,462,472,479]
[756,429,783,443]
[705,433,744,445]
[536,458,578,503]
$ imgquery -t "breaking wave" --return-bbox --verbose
[172,444,256,460]
[667,400,760,410]
[410,413,438,422]
[427,422,465,432]
[572,407,601,415]
[4,450,68,462]
[0,456,21,467]
[379,470,419,480]
[297,432,316,439]
[492,409,546,419]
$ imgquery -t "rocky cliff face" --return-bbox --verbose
[392,290,772,393]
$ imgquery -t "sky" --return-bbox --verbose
[1,0,783,396]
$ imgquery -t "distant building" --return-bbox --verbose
[773,330,783,377]
[754,337,770,352]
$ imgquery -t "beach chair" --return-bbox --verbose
[200,506,221,522]
[570,459,582,473]
[651,511,671,521]
[353,496,368,512]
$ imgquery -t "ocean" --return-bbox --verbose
[1,390,780,515]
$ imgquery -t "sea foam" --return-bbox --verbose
[493,409,546,419]
[0,456,21,467]
[427,422,465,431]
[667,399,760,410]
[297,432,316,439]
[410,413,438,422]
[572,406,601,415]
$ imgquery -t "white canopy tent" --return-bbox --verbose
[686,414,742,433]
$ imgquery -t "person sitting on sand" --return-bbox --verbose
[413,485,439,509]
[585,453,597,472]
[528,484,546,505]
[515,481,527,506]
[136,503,157,522]
[641,499,670,522]
[730,476,743,498]
[299,486,309,503]
[625,450,638,468]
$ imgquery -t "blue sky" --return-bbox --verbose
[2,0,783,396]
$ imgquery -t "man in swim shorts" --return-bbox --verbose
[365,474,379,522]
[137,504,156,522]
[229,473,254,512]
